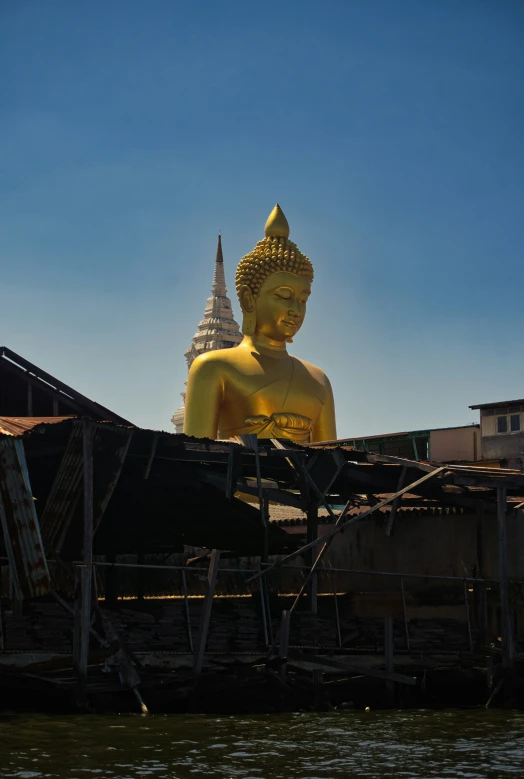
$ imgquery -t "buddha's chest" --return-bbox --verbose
[222,355,325,422]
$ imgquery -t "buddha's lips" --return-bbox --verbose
[282,320,299,328]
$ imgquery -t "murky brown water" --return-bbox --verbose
[1,710,523,778]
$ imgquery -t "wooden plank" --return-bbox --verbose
[367,454,437,473]
[305,654,416,686]
[193,550,221,676]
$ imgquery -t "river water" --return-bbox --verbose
[1,710,523,779]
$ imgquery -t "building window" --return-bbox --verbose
[510,414,521,432]
[497,416,508,434]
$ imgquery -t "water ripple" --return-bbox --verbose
[1,710,524,779]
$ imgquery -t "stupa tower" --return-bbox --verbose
[172,234,242,432]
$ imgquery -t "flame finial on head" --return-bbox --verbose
[264,204,290,239]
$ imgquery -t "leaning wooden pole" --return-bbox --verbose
[193,550,221,677]
[306,498,319,614]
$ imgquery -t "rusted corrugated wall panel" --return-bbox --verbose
[0,438,51,598]
[41,423,133,554]
[40,422,84,553]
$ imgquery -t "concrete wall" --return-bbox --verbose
[482,433,524,461]
[429,426,479,462]
[317,509,524,584]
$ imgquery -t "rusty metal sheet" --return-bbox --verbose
[0,417,74,437]
[40,422,84,553]
[0,438,51,598]
[41,422,133,555]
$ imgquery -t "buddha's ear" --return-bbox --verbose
[239,285,256,336]
[239,284,254,313]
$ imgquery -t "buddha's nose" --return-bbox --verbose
[288,308,301,320]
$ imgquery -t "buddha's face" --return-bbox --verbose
[252,271,311,342]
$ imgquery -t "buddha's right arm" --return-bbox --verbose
[183,357,224,439]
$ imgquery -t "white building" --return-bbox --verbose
[172,235,242,433]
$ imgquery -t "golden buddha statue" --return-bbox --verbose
[184,205,336,443]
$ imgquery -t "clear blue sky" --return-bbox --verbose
[1,0,523,436]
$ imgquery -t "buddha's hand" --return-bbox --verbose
[244,412,313,441]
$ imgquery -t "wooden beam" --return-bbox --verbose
[305,654,416,686]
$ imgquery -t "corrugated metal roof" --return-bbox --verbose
[470,399,524,410]
[269,502,467,527]
[0,437,51,598]
[0,416,74,437]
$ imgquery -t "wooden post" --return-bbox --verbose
[193,550,220,676]
[312,669,324,707]
[105,550,118,607]
[333,571,342,648]
[0,573,4,651]
[486,655,494,690]
[26,383,33,416]
[497,486,513,669]
[400,577,410,650]
[182,568,194,653]
[261,496,269,564]
[74,419,94,698]
[476,507,488,648]
[279,609,291,682]
[306,499,319,614]
[384,616,394,702]
[137,552,145,603]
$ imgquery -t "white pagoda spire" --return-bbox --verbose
[172,234,242,433]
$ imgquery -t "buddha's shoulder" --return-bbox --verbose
[189,345,246,375]
[292,356,333,390]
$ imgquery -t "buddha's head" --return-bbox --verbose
[236,205,314,343]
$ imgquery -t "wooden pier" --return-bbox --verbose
[1,416,524,712]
